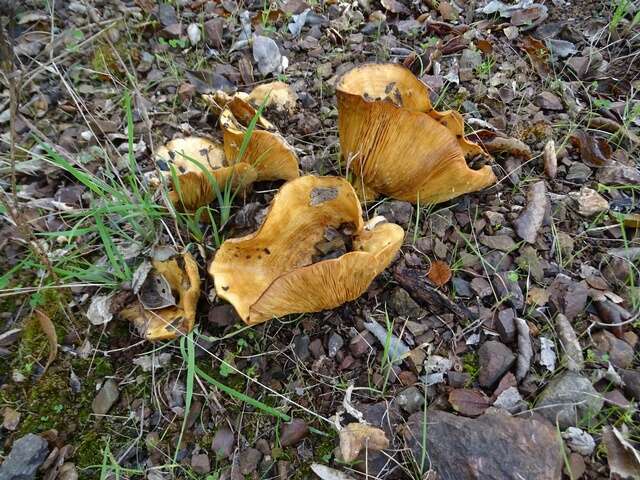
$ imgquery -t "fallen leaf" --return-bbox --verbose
[428,260,452,287]
[471,130,532,159]
[513,181,547,244]
[539,336,556,372]
[571,131,611,167]
[520,36,550,76]
[311,464,356,480]
[35,309,57,377]
[448,389,490,416]
[527,286,550,306]
[339,423,389,462]
[603,426,640,479]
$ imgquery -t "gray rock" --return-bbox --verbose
[92,379,119,415]
[566,162,592,182]
[555,314,583,371]
[460,49,483,69]
[327,333,344,358]
[620,369,640,400]
[452,277,472,297]
[403,410,563,480]
[478,341,515,388]
[375,201,413,228]
[389,287,423,318]
[562,427,595,456]
[493,272,524,310]
[396,386,425,414]
[496,309,516,344]
[493,386,526,414]
[293,335,311,361]
[252,35,282,76]
[535,372,603,428]
[0,433,49,480]
[592,330,634,369]
[534,92,563,110]
[470,277,492,298]
[479,234,516,252]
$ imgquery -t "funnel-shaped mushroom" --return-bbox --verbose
[120,252,201,341]
[209,176,404,325]
[156,137,257,213]
[336,63,496,203]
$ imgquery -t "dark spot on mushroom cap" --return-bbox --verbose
[264,248,271,255]
[222,285,229,291]
[157,159,169,171]
[310,187,339,206]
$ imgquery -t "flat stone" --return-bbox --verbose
[403,410,563,480]
[389,287,423,318]
[496,309,516,344]
[0,433,49,480]
[375,201,413,228]
[565,162,592,182]
[592,330,634,368]
[534,91,563,110]
[619,369,640,400]
[478,341,516,388]
[479,234,516,252]
[396,386,424,414]
[280,419,308,447]
[536,372,603,428]
[92,379,119,415]
[327,333,344,358]
[493,272,524,310]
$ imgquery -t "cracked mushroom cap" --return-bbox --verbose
[120,252,201,341]
[156,137,257,212]
[209,176,404,325]
[336,63,496,204]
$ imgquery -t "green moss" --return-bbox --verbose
[462,351,480,385]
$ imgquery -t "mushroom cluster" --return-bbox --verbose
[132,64,496,338]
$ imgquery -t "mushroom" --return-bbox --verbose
[336,63,496,203]
[120,252,201,341]
[209,176,404,325]
[156,137,257,213]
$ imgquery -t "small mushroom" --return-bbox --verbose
[209,176,404,325]
[248,81,298,113]
[336,63,496,203]
[155,137,257,213]
[120,252,200,341]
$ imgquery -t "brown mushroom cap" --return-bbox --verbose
[220,108,300,182]
[209,176,404,325]
[156,137,257,212]
[121,253,201,341]
[336,63,496,204]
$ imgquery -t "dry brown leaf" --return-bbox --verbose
[120,252,201,341]
[336,63,495,204]
[448,388,490,417]
[570,130,611,167]
[428,260,452,287]
[339,423,390,462]
[34,309,57,377]
[520,36,550,76]
[527,287,550,306]
[603,426,640,479]
[471,130,532,159]
[209,176,404,325]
